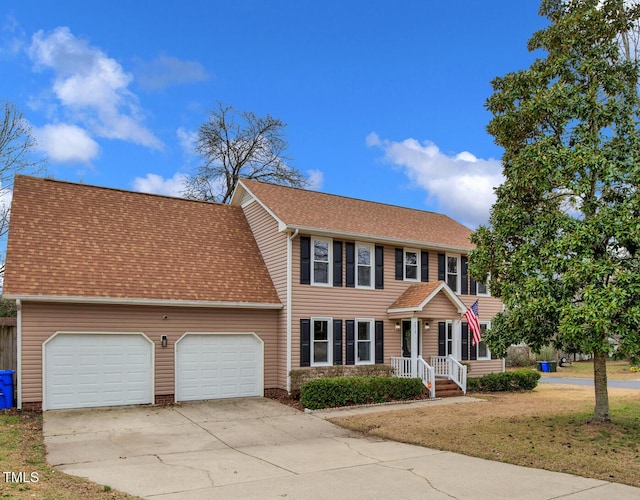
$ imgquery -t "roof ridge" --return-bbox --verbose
[241,178,456,220]
[17,175,232,208]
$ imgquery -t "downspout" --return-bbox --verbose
[16,299,21,410]
[286,229,299,392]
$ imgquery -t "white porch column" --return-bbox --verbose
[411,317,418,377]
[453,319,461,361]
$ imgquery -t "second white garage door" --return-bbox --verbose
[175,333,263,402]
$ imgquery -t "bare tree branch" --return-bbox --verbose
[184,102,307,203]
[0,101,47,239]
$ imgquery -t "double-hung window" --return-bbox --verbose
[476,277,490,296]
[312,238,331,285]
[355,318,374,364]
[446,254,460,292]
[356,244,373,288]
[311,318,332,365]
[404,249,419,281]
[474,323,491,360]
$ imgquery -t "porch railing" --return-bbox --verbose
[390,356,436,398]
[390,356,412,378]
[430,355,467,394]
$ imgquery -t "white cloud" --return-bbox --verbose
[33,123,99,163]
[1,15,26,58]
[132,173,189,197]
[368,133,503,228]
[307,169,324,190]
[134,55,209,91]
[27,27,163,151]
[176,127,198,157]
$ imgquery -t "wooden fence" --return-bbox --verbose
[0,318,17,372]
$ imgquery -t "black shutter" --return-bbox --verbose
[345,320,355,365]
[461,256,469,294]
[375,246,384,289]
[346,242,355,288]
[333,241,343,287]
[300,319,311,367]
[395,248,403,280]
[461,322,469,361]
[470,329,478,360]
[470,277,478,295]
[420,251,429,282]
[437,253,446,281]
[438,322,446,357]
[333,320,343,365]
[300,236,311,285]
[375,320,384,364]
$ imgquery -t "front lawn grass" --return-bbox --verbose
[0,410,137,499]
[329,384,640,488]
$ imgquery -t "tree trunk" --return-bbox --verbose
[592,351,610,423]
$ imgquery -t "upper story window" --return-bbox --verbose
[447,254,460,292]
[312,238,331,285]
[356,244,373,288]
[405,249,419,281]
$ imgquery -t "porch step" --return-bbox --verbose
[435,379,463,398]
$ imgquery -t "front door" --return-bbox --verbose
[401,320,421,358]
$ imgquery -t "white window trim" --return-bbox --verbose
[311,237,332,287]
[355,243,374,289]
[311,317,333,366]
[404,248,420,282]
[446,254,461,293]
[445,320,454,358]
[476,275,490,297]
[355,318,374,365]
[475,322,491,360]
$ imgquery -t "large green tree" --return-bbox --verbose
[470,0,640,423]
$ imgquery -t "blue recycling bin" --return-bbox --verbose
[0,370,15,409]
[540,361,550,373]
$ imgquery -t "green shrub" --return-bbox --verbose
[467,369,541,392]
[289,365,393,398]
[300,376,424,410]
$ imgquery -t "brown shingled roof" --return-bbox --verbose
[4,176,281,305]
[238,178,474,250]
[388,281,466,313]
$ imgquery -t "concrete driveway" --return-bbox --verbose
[44,398,640,499]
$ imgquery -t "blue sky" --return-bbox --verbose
[1,1,548,229]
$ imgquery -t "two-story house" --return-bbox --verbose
[3,175,504,410]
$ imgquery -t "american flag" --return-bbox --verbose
[464,300,481,346]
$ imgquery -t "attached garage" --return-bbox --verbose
[175,333,263,402]
[43,333,154,410]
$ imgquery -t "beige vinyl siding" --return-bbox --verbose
[21,302,280,405]
[291,239,505,372]
[242,200,288,301]
[242,200,289,387]
[466,359,504,377]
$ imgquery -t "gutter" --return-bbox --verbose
[279,224,474,253]
[286,229,299,392]
[16,299,21,410]
[3,295,283,309]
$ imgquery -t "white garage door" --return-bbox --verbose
[175,333,263,401]
[44,333,153,410]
